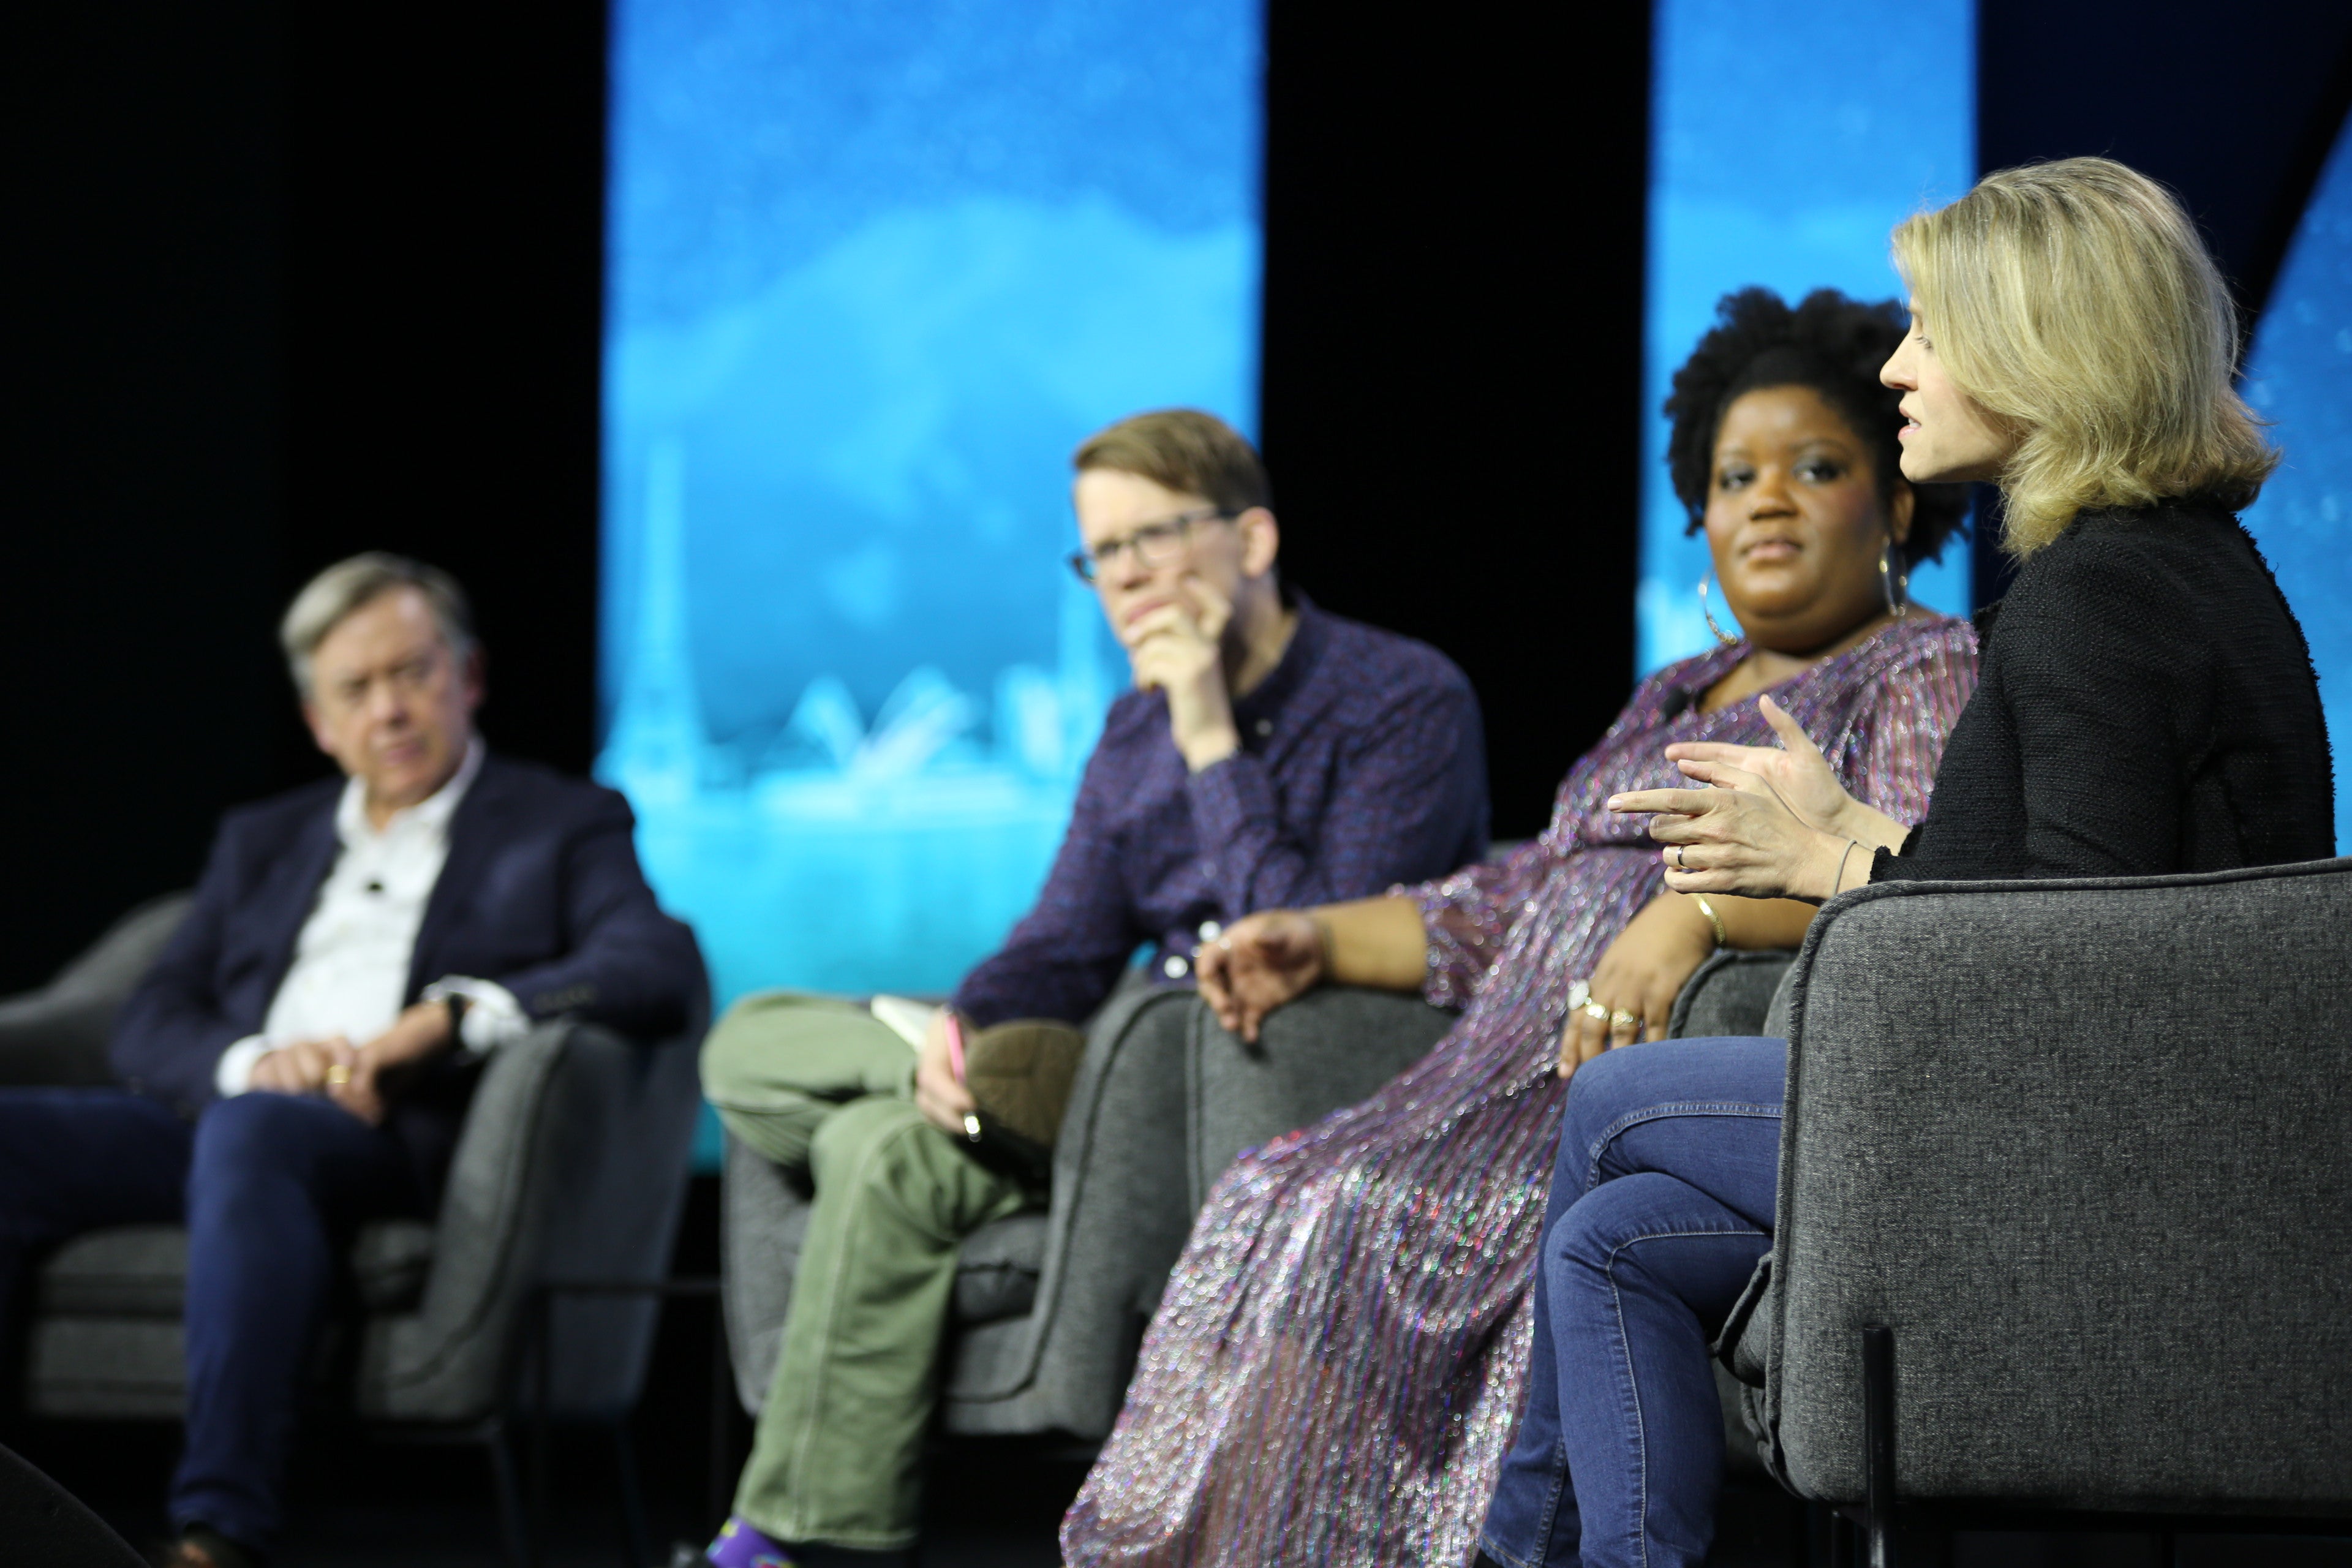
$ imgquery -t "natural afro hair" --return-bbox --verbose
[1664,287,1970,567]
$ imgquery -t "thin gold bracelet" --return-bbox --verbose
[1691,894,1726,948]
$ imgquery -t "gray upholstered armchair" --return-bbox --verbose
[719,952,1800,1447]
[721,979,1461,1439]
[1716,858,2352,1559]
[0,896,709,1561]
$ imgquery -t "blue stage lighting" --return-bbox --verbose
[2241,111,2352,855]
[597,1,1264,1015]
[1638,0,1975,675]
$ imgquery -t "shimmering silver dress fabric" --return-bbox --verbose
[1062,616,1980,1567]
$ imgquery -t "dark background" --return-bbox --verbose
[1969,0,2352,603]
[1260,2,1651,837]
[7,0,2352,998]
[6,1,2352,1557]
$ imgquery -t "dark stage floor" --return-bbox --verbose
[3,1175,1100,1567]
[9,1175,2347,1568]
[18,1417,1093,1567]
[14,1415,2352,1567]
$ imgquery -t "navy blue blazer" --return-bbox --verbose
[113,755,707,1140]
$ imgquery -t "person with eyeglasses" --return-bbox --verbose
[695,407,1489,1568]
[1060,292,1980,1568]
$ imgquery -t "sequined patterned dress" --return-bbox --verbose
[1061,615,1980,1567]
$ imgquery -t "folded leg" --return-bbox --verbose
[731,1096,1028,1551]
[1485,1038,1787,1568]
[1548,1171,1768,1568]
[700,991,920,1171]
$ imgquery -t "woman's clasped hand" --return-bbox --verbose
[1608,692,1907,904]
[1555,894,1718,1076]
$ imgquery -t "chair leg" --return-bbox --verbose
[532,1289,554,1561]
[707,1293,739,1531]
[1829,1507,1858,1568]
[486,1422,537,1568]
[609,1418,652,1568]
[1806,1500,1839,1567]
[1862,1325,1897,1568]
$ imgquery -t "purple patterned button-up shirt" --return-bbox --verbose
[952,597,1488,1027]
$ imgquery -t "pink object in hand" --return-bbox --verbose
[943,1012,967,1083]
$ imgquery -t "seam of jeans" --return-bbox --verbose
[1476,1528,1542,1568]
[1535,1431,1569,1565]
[1500,1424,1572,1568]
[1580,1101,1781,1194]
[1604,1222,1771,1568]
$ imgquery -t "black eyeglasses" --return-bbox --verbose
[1066,508,1235,584]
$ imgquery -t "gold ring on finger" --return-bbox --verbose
[1610,1009,1639,1030]
[325,1065,351,1086]
[1581,1000,1610,1023]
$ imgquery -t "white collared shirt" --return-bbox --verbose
[214,741,527,1096]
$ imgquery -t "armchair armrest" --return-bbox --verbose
[1754,857,2352,1512]
[1665,948,1797,1040]
[720,1129,810,1414]
[942,981,1455,1436]
[1181,983,1457,1207]
[358,1015,704,1424]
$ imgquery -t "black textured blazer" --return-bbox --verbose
[1876,496,2334,881]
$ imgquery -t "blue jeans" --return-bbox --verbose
[1479,1037,1785,1568]
[0,1088,427,1551]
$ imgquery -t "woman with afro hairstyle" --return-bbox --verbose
[1483,159,2326,1568]
[1060,287,1979,1568]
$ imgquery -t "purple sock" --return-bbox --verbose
[706,1515,795,1567]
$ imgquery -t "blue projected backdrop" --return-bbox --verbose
[600,2,1264,1009]
[1640,0,1975,675]
[2241,108,2352,854]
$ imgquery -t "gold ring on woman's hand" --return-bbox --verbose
[1610,1009,1639,1030]
[1581,1000,1610,1023]
[325,1065,351,1087]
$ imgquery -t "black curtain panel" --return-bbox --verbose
[3,2,607,992]
[1259,1,1653,839]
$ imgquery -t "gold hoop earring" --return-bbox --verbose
[1879,541,1910,618]
[1697,571,1740,646]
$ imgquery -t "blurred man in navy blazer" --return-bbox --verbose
[0,554,704,1568]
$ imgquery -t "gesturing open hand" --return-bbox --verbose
[1610,697,1864,904]
[1662,694,1860,837]
[1611,767,1850,903]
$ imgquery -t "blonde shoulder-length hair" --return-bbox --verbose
[1891,156,2277,556]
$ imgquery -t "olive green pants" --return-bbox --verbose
[700,992,1030,1551]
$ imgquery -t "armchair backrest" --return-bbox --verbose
[1760,857,2352,1510]
[0,892,191,1087]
